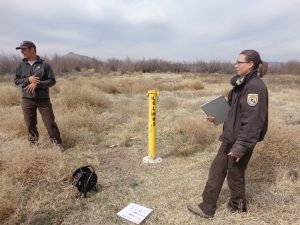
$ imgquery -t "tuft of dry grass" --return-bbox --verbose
[0,109,27,137]
[170,116,218,156]
[117,77,161,94]
[0,142,78,225]
[97,80,121,94]
[52,107,112,148]
[0,86,20,107]
[180,79,205,90]
[160,97,179,110]
[247,112,300,184]
[0,178,19,222]
[60,86,111,108]
[116,129,133,147]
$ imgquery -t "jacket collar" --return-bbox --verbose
[230,70,258,88]
[23,55,42,63]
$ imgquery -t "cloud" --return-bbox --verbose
[1,0,300,61]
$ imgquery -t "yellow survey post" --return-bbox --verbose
[143,90,162,164]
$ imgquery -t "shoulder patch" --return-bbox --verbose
[247,94,258,106]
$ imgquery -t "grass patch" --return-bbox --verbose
[0,73,299,224]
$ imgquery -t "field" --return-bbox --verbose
[0,72,299,225]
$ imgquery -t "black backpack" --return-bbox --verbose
[72,166,98,198]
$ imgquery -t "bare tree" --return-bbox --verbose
[1,54,299,76]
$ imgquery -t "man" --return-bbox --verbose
[14,41,64,151]
[188,50,268,219]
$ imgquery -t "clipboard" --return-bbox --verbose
[201,95,230,126]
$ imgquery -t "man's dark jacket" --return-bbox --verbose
[14,56,56,99]
[219,70,268,158]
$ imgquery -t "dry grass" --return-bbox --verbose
[0,85,20,107]
[60,74,206,95]
[160,97,179,110]
[169,116,218,156]
[180,79,205,90]
[0,141,78,224]
[0,107,26,137]
[59,85,111,109]
[0,72,299,225]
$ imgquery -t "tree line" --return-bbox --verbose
[1,54,300,75]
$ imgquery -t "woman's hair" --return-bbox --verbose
[240,49,268,77]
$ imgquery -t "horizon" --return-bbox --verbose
[1,51,295,64]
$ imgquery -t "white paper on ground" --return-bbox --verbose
[117,203,152,224]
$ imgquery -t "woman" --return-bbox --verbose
[188,50,269,219]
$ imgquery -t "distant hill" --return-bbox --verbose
[268,61,282,65]
[62,52,93,61]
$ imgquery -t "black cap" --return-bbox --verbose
[16,41,36,50]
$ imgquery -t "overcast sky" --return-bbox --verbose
[1,0,300,62]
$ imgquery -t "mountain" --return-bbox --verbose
[62,52,93,61]
[268,61,282,65]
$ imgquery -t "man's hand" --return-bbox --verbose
[228,151,240,162]
[24,83,37,94]
[28,75,40,85]
[207,116,216,123]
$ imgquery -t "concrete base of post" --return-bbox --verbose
[142,156,162,164]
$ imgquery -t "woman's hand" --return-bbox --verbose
[207,116,216,123]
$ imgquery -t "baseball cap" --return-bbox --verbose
[16,41,36,50]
